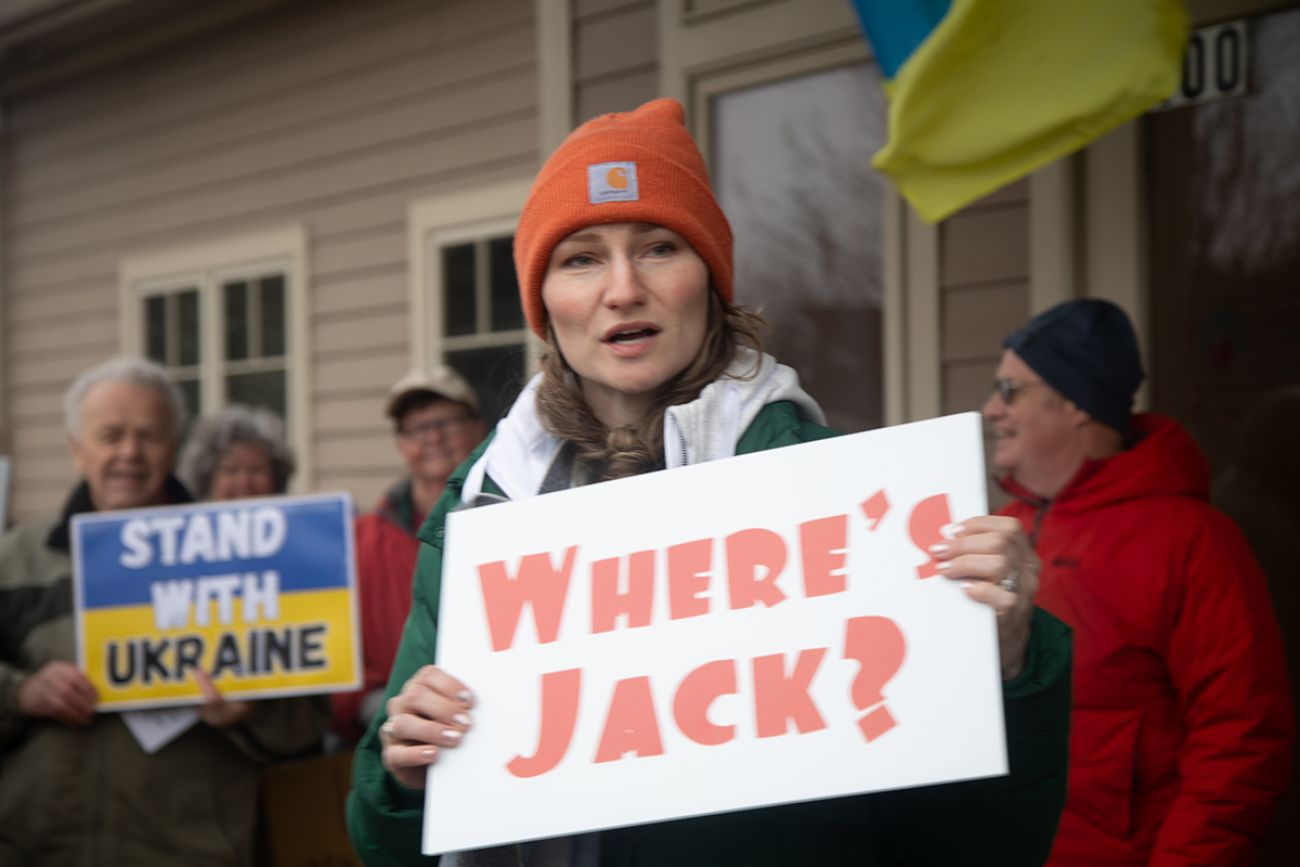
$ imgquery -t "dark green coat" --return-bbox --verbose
[347,401,1071,866]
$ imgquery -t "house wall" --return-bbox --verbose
[1,0,539,520]
[938,181,1030,415]
[573,0,659,121]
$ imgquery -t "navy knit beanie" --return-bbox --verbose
[1003,299,1145,433]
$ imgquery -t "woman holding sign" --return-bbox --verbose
[347,99,1071,865]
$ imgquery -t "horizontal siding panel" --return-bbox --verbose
[13,72,537,250]
[9,454,78,489]
[943,358,1000,416]
[314,311,411,355]
[315,397,395,433]
[312,231,407,281]
[16,24,535,201]
[11,0,527,154]
[315,432,402,471]
[574,2,658,82]
[575,0,647,18]
[959,178,1029,211]
[940,205,1029,288]
[8,319,118,356]
[9,349,124,390]
[9,114,538,288]
[314,351,408,395]
[576,67,658,121]
[7,389,65,423]
[313,270,407,317]
[8,289,118,328]
[941,281,1029,362]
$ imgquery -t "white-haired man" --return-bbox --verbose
[0,356,325,866]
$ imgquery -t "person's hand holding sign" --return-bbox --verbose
[17,660,98,727]
[193,669,255,728]
[929,517,1040,681]
[379,665,475,790]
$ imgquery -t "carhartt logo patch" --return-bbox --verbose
[588,162,639,203]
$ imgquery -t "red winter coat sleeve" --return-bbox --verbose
[1151,512,1294,866]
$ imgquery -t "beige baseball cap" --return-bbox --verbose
[385,364,479,420]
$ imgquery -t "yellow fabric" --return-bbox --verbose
[874,0,1187,222]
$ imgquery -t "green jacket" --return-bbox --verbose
[348,402,1071,865]
[0,482,330,867]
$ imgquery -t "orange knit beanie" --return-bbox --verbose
[514,98,734,338]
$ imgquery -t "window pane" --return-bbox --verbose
[176,378,201,423]
[442,244,477,336]
[226,371,287,421]
[224,281,249,361]
[489,235,523,331]
[177,290,201,367]
[144,296,167,364]
[259,275,286,358]
[712,64,887,433]
[445,344,527,427]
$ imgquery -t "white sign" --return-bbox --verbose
[1154,19,1248,111]
[423,413,1006,855]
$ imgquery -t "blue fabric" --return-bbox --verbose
[849,0,951,79]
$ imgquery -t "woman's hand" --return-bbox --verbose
[194,669,255,728]
[929,516,1040,681]
[17,660,97,726]
[379,665,475,791]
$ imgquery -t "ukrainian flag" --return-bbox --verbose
[852,0,1187,222]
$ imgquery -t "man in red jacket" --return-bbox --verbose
[985,299,1293,866]
[331,365,484,744]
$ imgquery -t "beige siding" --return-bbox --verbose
[574,0,659,121]
[2,0,539,520]
[938,179,1030,416]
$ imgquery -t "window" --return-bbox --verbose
[119,227,311,484]
[409,179,535,426]
[437,232,528,424]
[708,61,889,433]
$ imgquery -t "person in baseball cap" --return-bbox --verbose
[330,364,483,744]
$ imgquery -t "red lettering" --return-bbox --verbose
[725,528,787,610]
[907,494,953,579]
[591,550,655,634]
[667,538,712,620]
[752,648,828,738]
[799,515,848,597]
[672,659,737,746]
[594,676,664,763]
[507,668,582,778]
[477,546,577,651]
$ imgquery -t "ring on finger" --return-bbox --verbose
[999,569,1020,594]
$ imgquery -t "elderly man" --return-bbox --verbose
[0,357,326,866]
[985,299,1293,866]
[331,364,484,743]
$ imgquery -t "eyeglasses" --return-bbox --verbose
[992,378,1046,404]
[399,415,472,440]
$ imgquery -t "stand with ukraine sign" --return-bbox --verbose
[72,492,360,710]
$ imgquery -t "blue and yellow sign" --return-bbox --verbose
[72,493,360,710]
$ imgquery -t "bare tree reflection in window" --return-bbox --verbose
[713,64,888,433]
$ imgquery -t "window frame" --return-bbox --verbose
[407,178,538,385]
[117,226,312,488]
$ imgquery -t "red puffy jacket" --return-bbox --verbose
[1000,413,1293,866]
